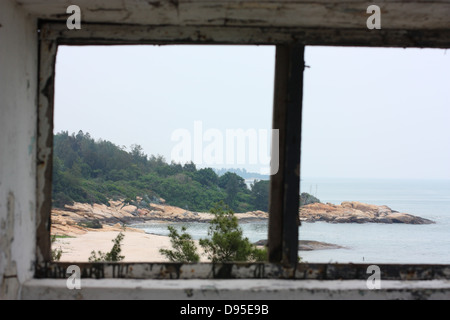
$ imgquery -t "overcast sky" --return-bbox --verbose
[54,45,450,180]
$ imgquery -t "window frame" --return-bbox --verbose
[36,21,450,281]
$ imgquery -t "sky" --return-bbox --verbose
[54,45,450,180]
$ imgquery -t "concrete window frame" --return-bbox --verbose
[35,21,450,284]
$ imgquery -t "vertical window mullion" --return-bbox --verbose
[268,44,305,267]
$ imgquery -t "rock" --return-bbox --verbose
[341,201,379,212]
[388,213,434,225]
[300,201,434,224]
[375,217,393,224]
[121,205,138,214]
[377,205,393,216]
[254,239,345,251]
[253,210,266,216]
[148,205,164,212]
[254,240,268,246]
[137,209,149,217]
[299,240,345,251]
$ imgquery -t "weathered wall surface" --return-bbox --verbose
[15,0,450,30]
[0,0,37,300]
[21,279,450,300]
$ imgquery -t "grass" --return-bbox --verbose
[52,235,75,239]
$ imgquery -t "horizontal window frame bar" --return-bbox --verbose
[36,262,450,281]
[39,22,450,48]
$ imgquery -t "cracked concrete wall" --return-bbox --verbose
[0,0,37,300]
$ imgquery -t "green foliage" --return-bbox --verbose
[160,203,268,263]
[300,192,321,206]
[89,232,125,262]
[250,180,270,212]
[51,235,63,262]
[199,202,267,263]
[52,131,262,212]
[193,168,219,187]
[159,226,200,263]
[218,172,246,190]
[52,130,319,214]
[53,235,74,239]
[252,246,269,262]
[217,172,248,209]
[52,248,63,262]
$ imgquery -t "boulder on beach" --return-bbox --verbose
[254,239,345,251]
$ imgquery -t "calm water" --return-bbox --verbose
[135,178,450,264]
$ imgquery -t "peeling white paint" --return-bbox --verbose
[0,0,37,300]
[21,279,450,300]
[14,0,450,30]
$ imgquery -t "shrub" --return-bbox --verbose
[51,235,63,262]
[199,202,267,263]
[300,192,321,206]
[89,232,125,262]
[159,203,268,263]
[159,226,200,263]
[52,192,74,209]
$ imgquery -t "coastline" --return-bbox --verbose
[51,199,434,262]
[52,199,433,237]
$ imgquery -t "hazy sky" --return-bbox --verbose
[55,45,450,180]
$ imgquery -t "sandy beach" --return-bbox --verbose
[53,230,208,263]
[50,200,267,263]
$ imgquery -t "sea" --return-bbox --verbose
[134,178,450,264]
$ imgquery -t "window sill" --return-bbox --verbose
[22,278,450,300]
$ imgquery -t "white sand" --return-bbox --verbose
[53,231,207,263]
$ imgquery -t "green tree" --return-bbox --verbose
[250,180,270,212]
[217,172,248,210]
[225,176,239,208]
[183,161,197,173]
[199,202,267,263]
[130,144,147,166]
[193,168,219,187]
[159,226,200,263]
[218,172,246,190]
[300,192,321,206]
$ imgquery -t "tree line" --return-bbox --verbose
[52,131,271,212]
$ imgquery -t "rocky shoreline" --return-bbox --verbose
[300,201,435,225]
[51,199,434,237]
[51,200,268,236]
